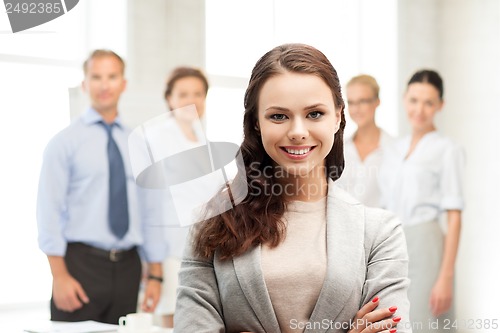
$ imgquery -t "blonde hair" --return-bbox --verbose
[346,74,380,99]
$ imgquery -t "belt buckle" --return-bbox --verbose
[109,249,120,262]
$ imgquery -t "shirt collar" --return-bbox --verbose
[82,107,124,129]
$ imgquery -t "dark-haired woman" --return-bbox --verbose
[174,44,411,333]
[154,66,211,328]
[380,70,464,332]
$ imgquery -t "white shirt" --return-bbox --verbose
[157,116,205,259]
[132,113,220,258]
[336,130,393,207]
[379,131,465,226]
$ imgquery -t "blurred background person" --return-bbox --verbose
[336,75,392,207]
[154,66,210,328]
[379,69,464,332]
[36,50,165,324]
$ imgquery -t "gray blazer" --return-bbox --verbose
[175,182,411,333]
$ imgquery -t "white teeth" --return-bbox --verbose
[285,147,311,155]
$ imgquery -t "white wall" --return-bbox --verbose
[398,0,500,328]
[121,0,206,128]
[397,0,441,135]
[439,0,500,324]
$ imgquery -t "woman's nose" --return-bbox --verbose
[287,119,309,141]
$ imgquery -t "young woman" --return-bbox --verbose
[154,66,210,328]
[174,44,410,333]
[380,70,464,332]
[337,75,392,207]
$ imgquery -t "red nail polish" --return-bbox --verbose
[390,329,397,333]
[389,306,397,312]
[393,316,402,323]
[372,296,379,303]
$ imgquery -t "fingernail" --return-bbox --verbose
[390,329,397,333]
[393,316,402,323]
[389,306,397,312]
[372,296,379,303]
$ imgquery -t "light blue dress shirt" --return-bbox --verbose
[37,108,167,262]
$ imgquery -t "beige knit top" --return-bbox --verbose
[261,197,327,332]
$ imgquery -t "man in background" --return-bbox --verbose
[37,49,166,324]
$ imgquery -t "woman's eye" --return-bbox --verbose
[270,114,288,121]
[308,111,324,119]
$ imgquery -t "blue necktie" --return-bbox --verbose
[101,122,129,239]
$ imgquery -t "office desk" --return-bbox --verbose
[9,320,173,333]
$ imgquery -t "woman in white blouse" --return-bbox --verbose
[379,70,465,332]
[155,66,211,328]
[337,75,392,207]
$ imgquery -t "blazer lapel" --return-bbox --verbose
[233,245,281,333]
[307,182,364,333]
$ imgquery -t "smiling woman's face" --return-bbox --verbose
[404,82,443,133]
[346,82,379,129]
[257,71,340,178]
[167,76,207,119]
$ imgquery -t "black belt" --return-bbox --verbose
[68,242,137,262]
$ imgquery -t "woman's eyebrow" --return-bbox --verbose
[265,103,327,112]
[304,103,326,110]
[265,106,289,112]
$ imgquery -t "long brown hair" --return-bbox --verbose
[193,43,346,260]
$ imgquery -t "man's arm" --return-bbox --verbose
[135,186,168,312]
[37,135,88,312]
[141,262,163,312]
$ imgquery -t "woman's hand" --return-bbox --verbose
[430,275,453,317]
[348,297,401,333]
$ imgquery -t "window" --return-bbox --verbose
[205,0,398,139]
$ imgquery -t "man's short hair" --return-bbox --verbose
[83,49,125,75]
